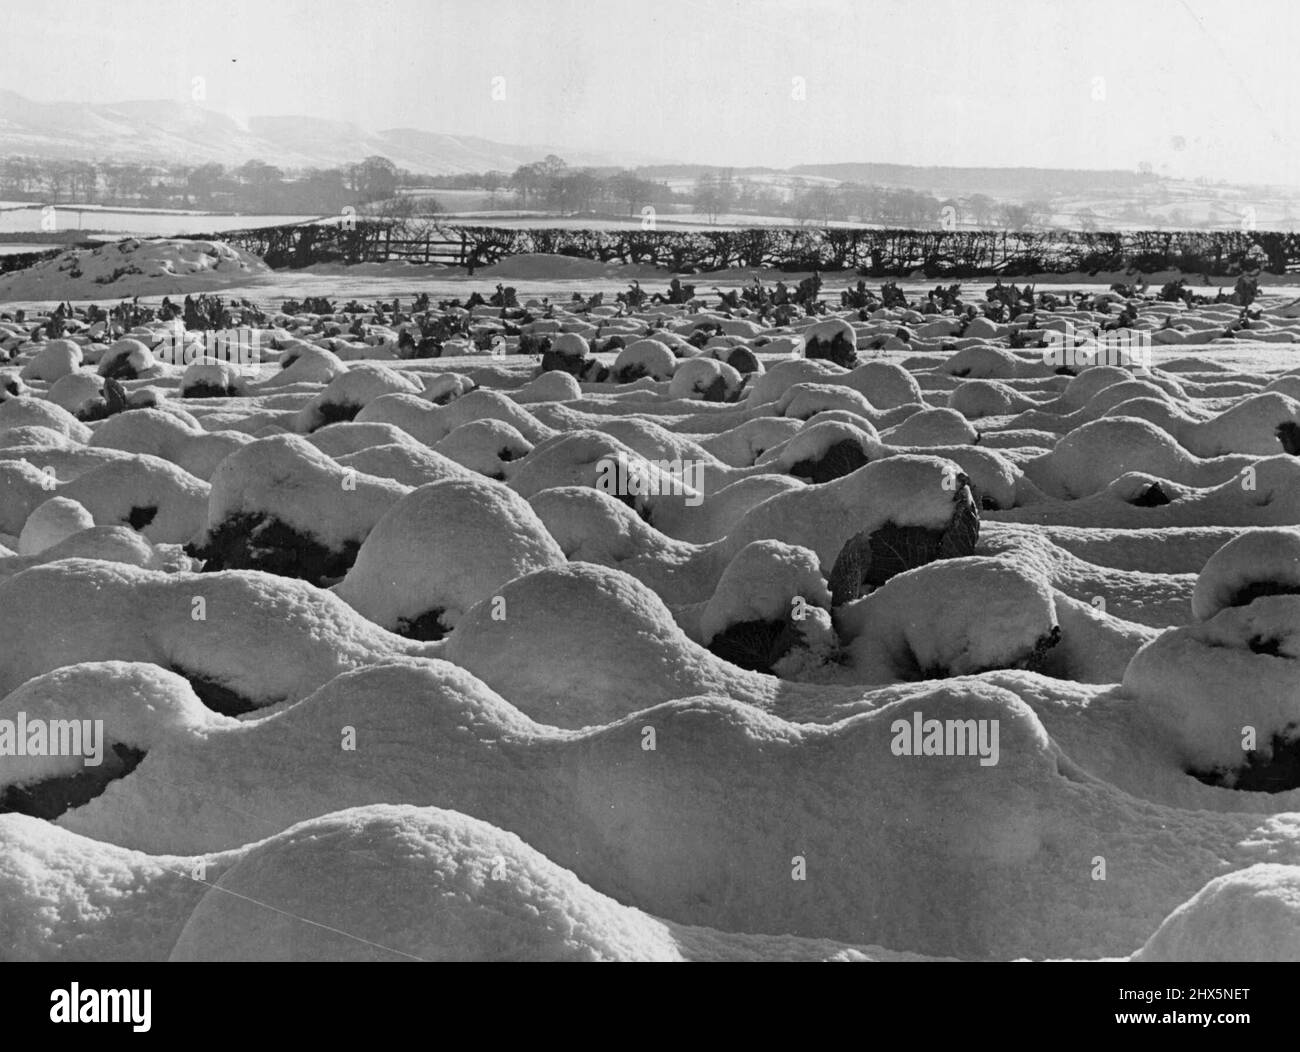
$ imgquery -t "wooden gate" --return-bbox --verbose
[381,229,469,266]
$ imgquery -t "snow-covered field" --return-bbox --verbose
[0,205,320,237]
[4,238,1300,961]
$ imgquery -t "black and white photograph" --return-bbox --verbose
[0,0,1296,1019]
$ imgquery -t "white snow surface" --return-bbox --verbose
[4,265,1300,962]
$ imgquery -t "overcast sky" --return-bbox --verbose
[3,0,1297,183]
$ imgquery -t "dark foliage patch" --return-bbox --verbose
[724,347,761,374]
[409,338,443,358]
[707,617,802,674]
[74,399,113,423]
[1129,481,1173,507]
[907,626,1062,681]
[1249,633,1283,656]
[1189,725,1300,793]
[827,484,979,604]
[613,363,649,384]
[539,350,587,377]
[1276,421,1300,456]
[314,401,362,428]
[170,666,264,716]
[788,439,870,484]
[182,381,237,399]
[0,743,147,820]
[394,608,450,642]
[583,362,611,384]
[74,377,129,422]
[1226,581,1300,609]
[126,505,157,530]
[515,334,551,358]
[185,513,360,585]
[1021,625,1064,674]
[699,375,731,402]
[100,354,141,381]
[804,333,858,369]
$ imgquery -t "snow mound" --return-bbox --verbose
[180,358,248,398]
[98,339,160,381]
[1192,528,1300,621]
[334,442,474,489]
[1135,865,1300,961]
[513,370,582,403]
[0,801,932,962]
[0,397,92,442]
[612,339,677,383]
[18,339,82,382]
[0,558,432,703]
[745,358,845,406]
[194,434,407,571]
[332,478,565,636]
[842,360,922,409]
[17,496,95,554]
[701,539,832,643]
[0,525,172,578]
[949,379,1022,419]
[668,356,743,402]
[169,804,686,962]
[46,373,108,419]
[442,562,762,726]
[778,382,877,422]
[881,407,977,446]
[295,364,422,432]
[54,453,209,544]
[700,541,839,676]
[1123,595,1300,773]
[838,557,1058,681]
[91,409,252,482]
[0,238,271,299]
[432,419,533,479]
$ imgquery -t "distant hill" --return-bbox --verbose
[787,163,1154,198]
[0,90,663,174]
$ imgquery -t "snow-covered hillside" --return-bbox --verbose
[0,90,663,173]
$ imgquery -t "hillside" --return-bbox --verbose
[0,91,661,174]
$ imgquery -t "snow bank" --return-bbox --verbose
[0,238,270,300]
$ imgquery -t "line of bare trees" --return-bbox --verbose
[501,155,682,215]
[0,154,419,216]
[694,172,1054,230]
[434,160,1059,230]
